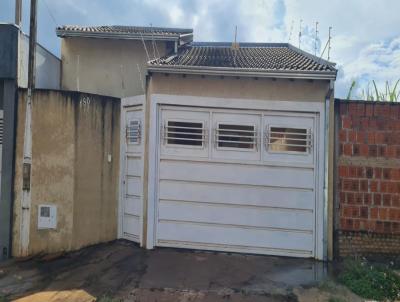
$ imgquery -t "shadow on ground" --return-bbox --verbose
[0,240,360,302]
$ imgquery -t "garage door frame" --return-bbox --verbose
[146,94,327,260]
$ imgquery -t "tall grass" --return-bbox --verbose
[346,79,400,102]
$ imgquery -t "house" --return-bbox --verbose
[56,25,193,98]
[7,23,372,261]
[121,42,337,260]
[0,23,60,260]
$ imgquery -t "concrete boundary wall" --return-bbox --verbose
[12,89,120,257]
[335,100,400,257]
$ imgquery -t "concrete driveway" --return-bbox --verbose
[0,240,360,302]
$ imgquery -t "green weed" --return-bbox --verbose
[338,259,400,301]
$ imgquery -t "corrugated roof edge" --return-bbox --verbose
[56,25,193,42]
[147,64,337,80]
[287,43,336,68]
[147,42,337,80]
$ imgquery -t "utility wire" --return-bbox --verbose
[40,0,58,26]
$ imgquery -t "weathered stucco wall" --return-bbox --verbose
[61,38,167,98]
[12,90,120,256]
[149,73,330,102]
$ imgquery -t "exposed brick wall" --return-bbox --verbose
[336,101,400,257]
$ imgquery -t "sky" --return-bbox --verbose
[1,0,399,98]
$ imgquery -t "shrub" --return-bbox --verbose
[338,259,400,301]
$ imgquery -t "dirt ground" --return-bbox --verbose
[0,240,361,302]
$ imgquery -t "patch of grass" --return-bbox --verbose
[338,259,400,301]
[328,297,346,302]
[97,295,122,302]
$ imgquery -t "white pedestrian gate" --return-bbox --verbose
[153,105,320,258]
[119,97,144,243]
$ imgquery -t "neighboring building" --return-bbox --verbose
[120,42,337,260]
[0,23,60,260]
[56,25,193,98]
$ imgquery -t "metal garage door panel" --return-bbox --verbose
[157,221,313,255]
[158,200,313,231]
[159,180,315,210]
[159,160,314,189]
[155,106,318,258]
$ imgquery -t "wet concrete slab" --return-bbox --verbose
[0,240,345,302]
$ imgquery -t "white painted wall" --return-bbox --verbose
[18,33,61,90]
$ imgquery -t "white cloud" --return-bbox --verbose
[6,0,399,98]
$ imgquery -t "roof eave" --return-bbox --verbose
[55,29,184,41]
[147,65,338,80]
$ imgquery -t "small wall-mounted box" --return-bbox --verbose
[38,204,57,229]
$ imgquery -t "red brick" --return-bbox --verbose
[343,143,352,156]
[339,129,347,142]
[371,208,379,219]
[369,145,378,157]
[381,181,389,193]
[356,131,365,143]
[340,192,346,203]
[374,168,382,179]
[370,180,379,192]
[386,146,397,158]
[367,132,375,144]
[340,103,348,115]
[360,144,369,156]
[355,193,364,204]
[348,130,357,142]
[378,145,386,157]
[373,193,382,206]
[353,144,361,156]
[390,169,400,180]
[375,132,385,144]
[379,208,388,220]
[348,166,358,178]
[360,117,369,128]
[364,193,372,205]
[360,206,369,218]
[353,219,361,230]
[342,116,351,129]
[365,104,373,116]
[383,194,391,206]
[342,179,352,191]
[365,167,373,179]
[392,194,400,207]
[383,168,391,180]
[360,180,368,192]
[389,208,399,221]
[338,166,348,177]
[347,192,355,204]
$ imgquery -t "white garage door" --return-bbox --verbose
[120,105,144,242]
[155,106,319,258]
